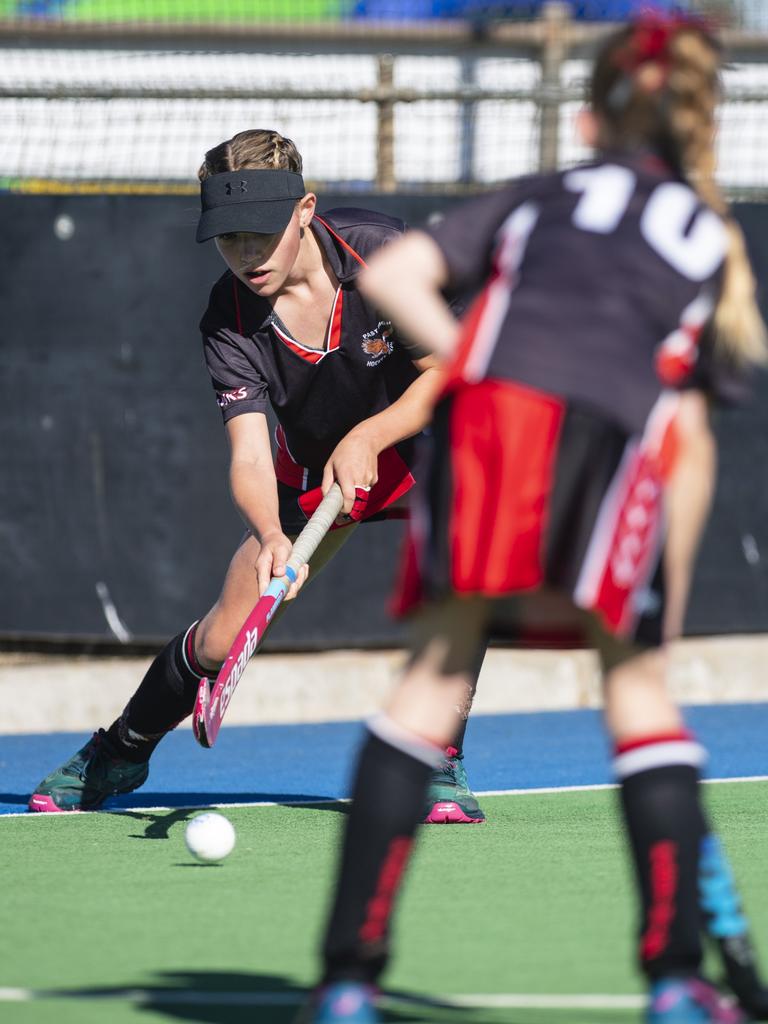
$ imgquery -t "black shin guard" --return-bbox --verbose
[104,623,209,762]
[617,739,707,980]
[322,724,439,986]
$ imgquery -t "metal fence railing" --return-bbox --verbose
[2,2,768,197]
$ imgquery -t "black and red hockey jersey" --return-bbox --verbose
[201,209,424,484]
[427,154,730,435]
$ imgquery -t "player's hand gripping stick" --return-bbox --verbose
[193,483,344,748]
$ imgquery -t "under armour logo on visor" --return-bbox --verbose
[225,180,248,196]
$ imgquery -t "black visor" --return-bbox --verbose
[196,169,306,242]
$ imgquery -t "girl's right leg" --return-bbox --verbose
[600,638,755,1022]
[113,523,358,759]
[28,526,357,813]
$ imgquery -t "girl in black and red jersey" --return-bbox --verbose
[28,129,485,825]
[307,17,768,1024]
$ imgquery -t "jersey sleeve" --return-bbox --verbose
[200,278,269,422]
[425,184,529,293]
[319,207,407,260]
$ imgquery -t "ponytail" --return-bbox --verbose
[591,16,766,365]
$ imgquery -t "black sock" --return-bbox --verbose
[615,733,707,980]
[322,718,441,986]
[104,623,211,763]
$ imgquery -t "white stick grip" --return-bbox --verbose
[286,483,344,573]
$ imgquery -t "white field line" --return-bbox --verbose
[3,775,768,820]
[0,986,645,1010]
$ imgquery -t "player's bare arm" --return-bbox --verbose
[358,232,459,359]
[226,412,308,599]
[320,354,443,512]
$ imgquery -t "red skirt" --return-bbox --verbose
[394,378,680,646]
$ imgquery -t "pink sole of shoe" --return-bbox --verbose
[27,794,73,813]
[423,801,485,824]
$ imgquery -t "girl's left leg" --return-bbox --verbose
[311,596,490,1022]
[423,636,487,824]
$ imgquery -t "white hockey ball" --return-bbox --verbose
[184,812,236,863]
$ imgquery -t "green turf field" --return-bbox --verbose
[3,784,767,1023]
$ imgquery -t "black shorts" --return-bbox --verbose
[395,378,680,648]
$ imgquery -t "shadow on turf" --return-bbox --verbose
[107,791,347,810]
[0,793,28,806]
[47,970,525,1023]
[115,800,348,840]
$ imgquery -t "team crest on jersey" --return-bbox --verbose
[361,321,394,366]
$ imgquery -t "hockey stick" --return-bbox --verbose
[193,482,344,748]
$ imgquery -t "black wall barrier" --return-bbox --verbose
[1,193,767,647]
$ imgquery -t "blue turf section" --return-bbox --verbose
[2,703,767,815]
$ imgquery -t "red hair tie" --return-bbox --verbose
[616,11,714,87]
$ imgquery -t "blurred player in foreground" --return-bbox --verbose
[307,16,768,1024]
[29,129,486,825]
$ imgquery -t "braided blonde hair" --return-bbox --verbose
[198,129,303,182]
[592,19,766,364]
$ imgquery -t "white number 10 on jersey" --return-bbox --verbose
[564,164,727,281]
